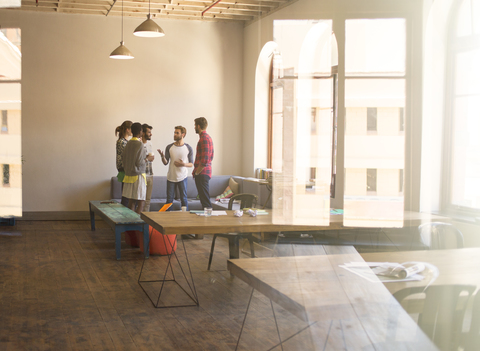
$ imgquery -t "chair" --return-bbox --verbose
[394,285,476,350]
[207,194,258,270]
[461,289,480,351]
[418,222,464,250]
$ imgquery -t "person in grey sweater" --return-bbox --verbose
[122,122,153,213]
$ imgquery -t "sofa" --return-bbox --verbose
[110,175,247,211]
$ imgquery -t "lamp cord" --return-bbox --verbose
[121,0,124,42]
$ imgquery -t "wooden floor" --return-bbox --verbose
[0,218,421,350]
[1,219,371,351]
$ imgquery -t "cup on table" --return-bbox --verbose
[204,207,212,217]
[181,206,187,212]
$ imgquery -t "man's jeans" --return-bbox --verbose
[166,178,188,211]
[144,176,154,212]
[194,174,212,209]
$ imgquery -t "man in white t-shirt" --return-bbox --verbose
[142,124,155,212]
[158,126,194,210]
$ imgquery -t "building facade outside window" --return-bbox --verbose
[1,110,7,133]
[265,17,409,227]
[0,28,21,216]
[2,164,9,186]
[343,18,407,227]
[269,20,336,225]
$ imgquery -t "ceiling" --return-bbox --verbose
[19,0,296,23]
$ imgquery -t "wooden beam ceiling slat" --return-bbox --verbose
[18,0,295,22]
[173,2,273,12]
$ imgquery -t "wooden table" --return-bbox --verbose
[139,210,342,308]
[141,210,333,235]
[138,210,449,309]
[228,246,438,350]
[141,210,447,235]
[142,210,448,259]
[89,200,149,260]
[360,248,480,294]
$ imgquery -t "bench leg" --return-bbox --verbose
[115,227,122,260]
[143,224,150,259]
[89,203,95,231]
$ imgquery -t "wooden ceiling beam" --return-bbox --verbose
[67,0,115,5]
[19,0,295,22]
[221,0,286,4]
[173,1,274,11]
[20,6,107,16]
[57,3,113,11]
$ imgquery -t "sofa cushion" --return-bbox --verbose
[208,175,234,197]
[185,177,198,199]
[150,176,168,199]
[229,177,240,194]
[111,176,123,199]
[215,186,233,201]
[231,176,244,193]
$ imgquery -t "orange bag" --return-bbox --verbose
[138,227,177,255]
[125,230,139,246]
[138,203,177,255]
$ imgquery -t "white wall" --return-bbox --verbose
[0,10,244,212]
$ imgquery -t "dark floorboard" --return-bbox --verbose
[0,220,314,350]
[0,220,410,350]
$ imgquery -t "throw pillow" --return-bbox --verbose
[229,177,239,194]
[216,186,234,201]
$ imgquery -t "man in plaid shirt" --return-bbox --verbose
[193,117,214,209]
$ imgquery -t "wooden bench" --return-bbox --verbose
[89,200,149,260]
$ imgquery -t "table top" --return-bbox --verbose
[141,210,334,235]
[90,200,144,224]
[140,210,449,236]
[361,247,480,294]
[227,246,437,350]
[228,247,480,349]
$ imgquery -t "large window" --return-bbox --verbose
[344,19,406,227]
[266,18,409,226]
[0,28,21,216]
[270,20,336,225]
[444,0,480,213]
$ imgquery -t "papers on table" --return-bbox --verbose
[196,211,228,216]
[340,262,426,283]
[242,208,269,215]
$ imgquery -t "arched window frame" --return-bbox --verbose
[442,0,480,214]
[267,25,338,198]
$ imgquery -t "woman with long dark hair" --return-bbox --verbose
[115,120,132,206]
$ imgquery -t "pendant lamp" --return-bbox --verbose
[133,0,165,37]
[110,0,134,59]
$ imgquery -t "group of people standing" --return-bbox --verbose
[114,117,214,214]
